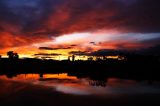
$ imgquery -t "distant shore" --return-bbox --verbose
[0,79,160,106]
[0,57,160,81]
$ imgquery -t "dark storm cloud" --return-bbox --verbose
[114,0,160,33]
[0,0,160,49]
[0,0,61,48]
[88,49,122,56]
[45,0,160,34]
[1,0,160,35]
[89,44,160,56]
[0,0,57,34]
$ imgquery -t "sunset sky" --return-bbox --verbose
[0,0,160,59]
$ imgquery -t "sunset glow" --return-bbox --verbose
[0,1,160,106]
[0,0,160,59]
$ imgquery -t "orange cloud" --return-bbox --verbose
[0,0,160,58]
[0,32,51,48]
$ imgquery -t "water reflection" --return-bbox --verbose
[0,73,160,95]
[89,80,106,87]
[40,73,77,80]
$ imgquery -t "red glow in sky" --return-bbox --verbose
[0,0,160,58]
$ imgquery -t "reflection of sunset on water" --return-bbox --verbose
[1,73,160,96]
[0,73,77,81]
[43,73,77,80]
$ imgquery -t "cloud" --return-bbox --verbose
[96,33,160,49]
[1,0,160,35]
[34,53,62,56]
[69,51,89,56]
[70,44,77,47]
[89,42,96,45]
[0,32,50,49]
[0,0,160,50]
[46,0,160,34]
[39,46,72,50]
[89,44,160,56]
[88,49,122,56]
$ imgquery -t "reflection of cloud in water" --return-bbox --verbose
[43,73,77,80]
[0,74,160,95]
[56,85,91,95]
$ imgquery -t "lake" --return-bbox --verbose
[0,73,160,96]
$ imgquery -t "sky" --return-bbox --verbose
[0,0,160,59]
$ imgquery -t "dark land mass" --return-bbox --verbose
[0,55,160,106]
[0,54,160,81]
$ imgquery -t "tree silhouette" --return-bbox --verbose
[14,53,19,59]
[7,51,14,59]
[7,51,19,59]
[72,55,75,61]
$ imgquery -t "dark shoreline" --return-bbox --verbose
[0,58,160,81]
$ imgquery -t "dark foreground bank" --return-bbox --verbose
[0,79,160,106]
[0,57,160,81]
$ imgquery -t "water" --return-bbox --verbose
[0,73,160,95]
